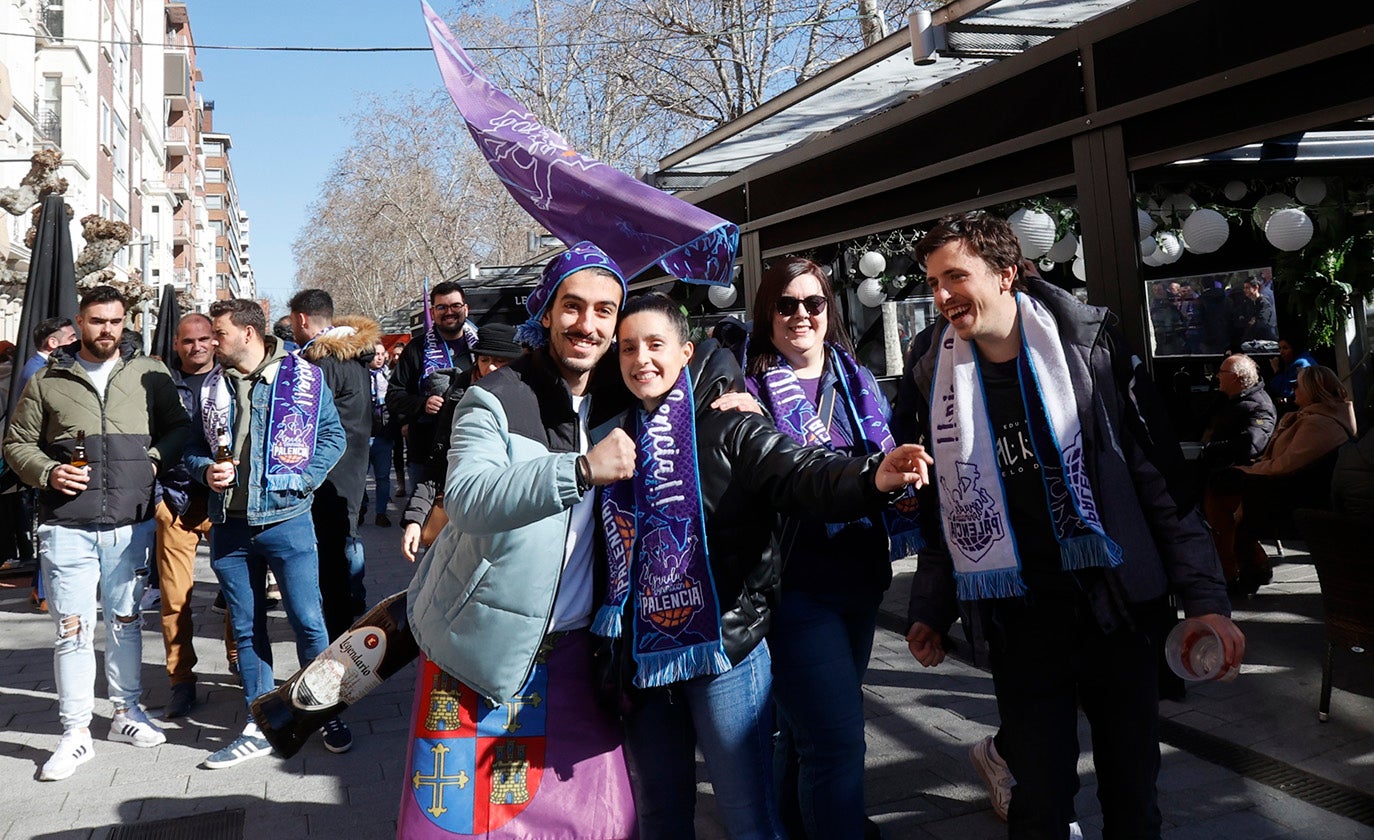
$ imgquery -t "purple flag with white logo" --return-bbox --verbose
[420,1,737,286]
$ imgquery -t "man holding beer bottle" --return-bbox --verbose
[4,285,190,781]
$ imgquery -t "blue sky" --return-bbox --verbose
[186,1,444,309]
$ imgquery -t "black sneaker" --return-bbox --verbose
[321,717,353,754]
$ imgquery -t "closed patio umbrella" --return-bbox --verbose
[149,283,180,364]
[5,194,76,435]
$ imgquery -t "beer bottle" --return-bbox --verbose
[251,591,419,759]
[214,426,233,463]
[70,431,88,469]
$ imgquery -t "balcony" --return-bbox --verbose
[168,170,192,197]
[164,50,191,107]
[166,124,192,156]
[39,1,64,43]
[35,110,61,149]
[171,268,191,290]
[172,216,192,244]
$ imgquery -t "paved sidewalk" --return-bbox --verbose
[2,517,1372,838]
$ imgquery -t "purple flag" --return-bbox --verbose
[421,1,737,286]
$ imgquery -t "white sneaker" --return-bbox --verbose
[109,706,166,748]
[1069,822,1083,839]
[40,729,94,781]
[969,735,1014,821]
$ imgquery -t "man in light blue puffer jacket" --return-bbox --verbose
[401,242,639,838]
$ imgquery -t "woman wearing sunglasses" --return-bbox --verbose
[743,257,924,838]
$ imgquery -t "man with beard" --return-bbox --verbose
[401,243,638,837]
[4,285,190,781]
[191,298,345,769]
[386,281,476,492]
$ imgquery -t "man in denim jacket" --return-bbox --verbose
[186,298,345,769]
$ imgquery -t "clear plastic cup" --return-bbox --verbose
[1165,618,1239,682]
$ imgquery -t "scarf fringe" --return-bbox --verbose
[955,568,1028,602]
[591,604,623,639]
[888,523,927,559]
[633,644,732,689]
[1060,534,1124,571]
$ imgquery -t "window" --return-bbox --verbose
[203,140,223,156]
[215,245,225,261]
[205,168,224,183]
[205,194,224,209]
[112,28,128,96]
[39,76,61,145]
[99,100,111,146]
[112,112,128,183]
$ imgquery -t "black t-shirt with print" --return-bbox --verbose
[979,356,1076,595]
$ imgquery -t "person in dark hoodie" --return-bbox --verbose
[595,292,931,839]
[288,289,380,754]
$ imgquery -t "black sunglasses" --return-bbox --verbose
[776,295,827,317]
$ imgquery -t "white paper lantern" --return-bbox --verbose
[1251,193,1291,229]
[1007,208,1056,259]
[1155,232,1184,264]
[1071,258,1086,282]
[1139,236,1157,259]
[1295,177,1327,206]
[1136,208,1157,239]
[1265,208,1314,251]
[1141,249,1166,267]
[1223,180,1249,202]
[1181,208,1229,254]
[707,283,738,309]
[1160,193,1197,222]
[1045,231,1078,263]
[858,251,886,278]
[856,276,887,308]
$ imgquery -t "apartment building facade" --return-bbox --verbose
[0,0,253,340]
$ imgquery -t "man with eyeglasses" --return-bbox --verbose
[386,281,478,492]
[1200,353,1276,474]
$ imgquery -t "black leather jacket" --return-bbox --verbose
[606,340,896,667]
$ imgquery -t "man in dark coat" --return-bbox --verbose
[289,289,381,754]
[1200,353,1276,474]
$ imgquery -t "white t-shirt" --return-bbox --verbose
[550,394,596,632]
[76,355,119,400]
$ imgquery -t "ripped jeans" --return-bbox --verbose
[38,520,155,731]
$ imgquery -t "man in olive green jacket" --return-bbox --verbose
[4,285,189,782]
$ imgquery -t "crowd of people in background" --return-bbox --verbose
[2,211,1371,840]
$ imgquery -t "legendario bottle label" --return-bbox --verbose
[291,625,387,711]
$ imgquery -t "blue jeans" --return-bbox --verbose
[210,513,329,712]
[769,588,880,838]
[621,642,784,840]
[39,520,155,730]
[365,435,393,514]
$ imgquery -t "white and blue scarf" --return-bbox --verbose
[931,293,1122,601]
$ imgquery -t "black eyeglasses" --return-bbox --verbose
[776,295,827,317]
[433,302,467,313]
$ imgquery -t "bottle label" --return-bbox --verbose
[291,625,387,710]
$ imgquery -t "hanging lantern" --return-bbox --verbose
[856,276,887,308]
[1181,208,1229,254]
[1139,236,1157,259]
[707,283,738,309]
[1265,208,1314,251]
[1155,232,1184,264]
[1295,177,1327,206]
[1046,231,1078,263]
[1223,180,1249,202]
[1071,258,1086,282]
[1251,193,1291,229]
[1160,193,1197,223]
[1136,208,1157,239]
[1141,249,1165,268]
[858,251,886,278]
[1007,208,1056,259]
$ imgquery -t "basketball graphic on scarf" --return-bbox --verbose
[646,580,697,631]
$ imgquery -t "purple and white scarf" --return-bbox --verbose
[200,351,325,492]
[931,292,1122,600]
[422,322,480,384]
[748,345,925,560]
[593,367,731,688]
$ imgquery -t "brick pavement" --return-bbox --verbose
[1,518,1371,838]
